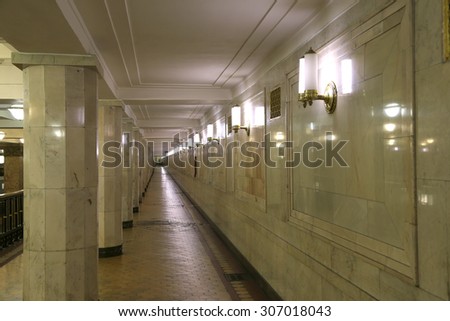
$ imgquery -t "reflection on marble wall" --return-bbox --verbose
[415,0,450,300]
[234,92,266,210]
[168,0,450,301]
[291,3,416,278]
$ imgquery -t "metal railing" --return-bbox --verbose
[0,190,23,250]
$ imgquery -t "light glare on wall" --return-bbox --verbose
[254,106,265,126]
[341,59,353,94]
[54,129,64,137]
[325,133,337,141]
[384,103,401,118]
[384,123,396,132]
[274,131,285,141]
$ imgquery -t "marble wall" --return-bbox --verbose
[168,0,450,300]
[415,0,450,300]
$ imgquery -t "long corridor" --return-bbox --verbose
[0,167,269,301]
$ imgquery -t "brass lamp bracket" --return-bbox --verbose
[298,82,337,114]
[207,137,221,144]
[232,125,250,136]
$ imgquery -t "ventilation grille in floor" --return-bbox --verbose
[224,273,250,282]
[135,220,196,232]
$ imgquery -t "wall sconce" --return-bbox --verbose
[231,105,250,136]
[0,131,5,140]
[206,124,220,143]
[194,133,202,147]
[298,48,337,114]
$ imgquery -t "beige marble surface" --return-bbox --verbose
[98,104,123,249]
[121,117,134,223]
[22,62,98,300]
[168,0,450,300]
[131,128,141,209]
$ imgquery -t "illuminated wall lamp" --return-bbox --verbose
[231,105,250,136]
[9,105,24,120]
[298,48,337,114]
[194,133,203,147]
[206,123,220,143]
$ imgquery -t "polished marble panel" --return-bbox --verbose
[291,3,414,270]
[98,104,123,250]
[121,117,134,224]
[21,62,99,300]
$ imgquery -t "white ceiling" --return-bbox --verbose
[0,0,355,156]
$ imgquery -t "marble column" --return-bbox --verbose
[12,53,98,300]
[140,135,147,199]
[121,116,133,228]
[98,100,123,257]
[131,127,140,213]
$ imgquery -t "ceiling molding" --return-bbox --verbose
[56,0,120,98]
[135,118,200,129]
[118,86,232,102]
[232,0,359,97]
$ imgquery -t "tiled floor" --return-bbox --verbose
[0,167,269,301]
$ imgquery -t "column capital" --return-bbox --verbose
[122,116,135,126]
[11,52,101,74]
[98,99,125,108]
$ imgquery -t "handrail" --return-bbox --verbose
[0,190,24,250]
[0,190,24,199]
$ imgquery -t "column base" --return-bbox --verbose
[122,220,133,229]
[99,245,123,258]
[133,206,139,213]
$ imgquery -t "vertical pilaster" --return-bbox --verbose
[98,100,123,257]
[13,53,99,300]
[140,134,147,199]
[121,116,133,228]
[131,127,140,213]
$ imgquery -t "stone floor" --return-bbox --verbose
[0,167,269,301]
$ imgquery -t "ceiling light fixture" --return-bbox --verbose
[9,104,24,120]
